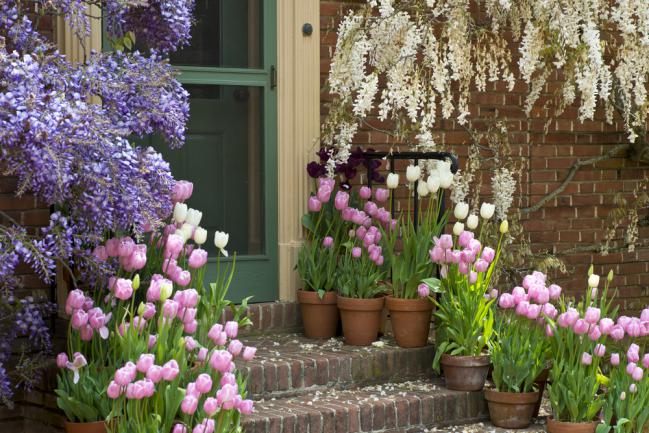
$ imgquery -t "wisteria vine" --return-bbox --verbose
[0,0,194,404]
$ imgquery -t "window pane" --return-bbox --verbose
[157,84,265,256]
[171,0,263,68]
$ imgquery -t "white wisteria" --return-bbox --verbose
[323,0,649,165]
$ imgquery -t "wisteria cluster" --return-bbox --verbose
[0,0,194,405]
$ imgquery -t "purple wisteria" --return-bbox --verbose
[0,0,194,405]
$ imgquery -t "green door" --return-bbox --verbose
[162,0,278,302]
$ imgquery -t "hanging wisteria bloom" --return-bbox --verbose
[0,0,194,405]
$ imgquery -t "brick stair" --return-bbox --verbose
[238,315,492,433]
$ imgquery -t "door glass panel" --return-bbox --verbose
[157,84,265,256]
[171,0,263,68]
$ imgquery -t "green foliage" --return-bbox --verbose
[56,366,112,423]
[490,312,550,393]
[383,191,447,299]
[598,367,649,433]
[337,241,386,299]
[296,239,338,294]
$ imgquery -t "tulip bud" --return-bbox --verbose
[406,165,421,183]
[132,274,140,290]
[416,181,429,197]
[499,220,509,234]
[426,174,440,193]
[386,173,399,189]
[159,280,173,302]
[193,227,207,245]
[588,264,594,276]
[453,222,464,236]
[453,202,469,220]
[480,202,495,220]
[588,274,600,289]
[607,269,614,282]
[466,214,479,230]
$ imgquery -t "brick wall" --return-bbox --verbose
[320,1,649,313]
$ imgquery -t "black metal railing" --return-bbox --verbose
[362,151,459,229]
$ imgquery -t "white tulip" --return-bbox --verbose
[588,274,600,289]
[173,203,188,224]
[454,202,469,220]
[186,209,203,226]
[466,214,479,230]
[386,173,400,189]
[159,280,173,302]
[437,160,452,175]
[439,172,454,189]
[214,231,229,257]
[406,165,421,183]
[426,174,440,193]
[499,220,509,234]
[193,227,207,245]
[179,223,194,241]
[416,180,429,197]
[480,202,496,220]
[453,221,464,236]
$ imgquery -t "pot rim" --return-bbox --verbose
[547,417,601,426]
[337,295,385,311]
[440,353,490,367]
[385,295,433,312]
[484,388,540,404]
[297,289,338,305]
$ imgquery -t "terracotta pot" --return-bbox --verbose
[533,367,550,418]
[297,290,339,339]
[484,388,540,428]
[546,418,599,433]
[386,296,433,348]
[64,421,107,433]
[440,354,491,391]
[337,295,385,346]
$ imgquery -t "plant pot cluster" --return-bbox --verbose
[298,290,433,347]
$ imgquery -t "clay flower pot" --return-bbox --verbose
[297,290,339,339]
[64,421,107,433]
[385,296,433,348]
[484,388,540,428]
[440,354,491,391]
[337,295,385,346]
[533,367,550,418]
[546,418,600,433]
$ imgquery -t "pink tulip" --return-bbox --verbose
[548,284,562,300]
[468,239,482,255]
[115,367,135,387]
[573,319,590,335]
[585,307,601,325]
[237,399,254,415]
[184,320,198,334]
[114,278,134,301]
[137,354,155,374]
[242,346,257,361]
[185,336,198,352]
[627,362,638,375]
[611,353,620,366]
[57,353,68,369]
[146,280,161,302]
[93,245,108,261]
[172,424,187,433]
[460,249,476,264]
[458,261,469,275]
[341,207,355,221]
[359,186,372,200]
[322,236,334,248]
[208,323,224,343]
[599,318,614,335]
[107,380,121,399]
[210,350,233,373]
[221,372,237,387]
[225,321,239,338]
[632,367,644,381]
[66,289,86,311]
[106,238,120,257]
[204,397,219,416]
[526,304,542,320]
[429,246,445,263]
[140,303,156,320]
[438,234,453,250]
[375,188,389,203]
[163,300,179,319]
[545,324,554,337]
[565,308,580,327]
[581,352,593,366]
[351,247,362,258]
[148,335,157,350]
[630,383,638,393]
[129,251,147,270]
[181,395,199,414]
[512,287,526,305]
[316,185,332,203]
[198,348,208,362]
[515,301,530,317]
[522,275,537,290]
[610,325,625,341]
[417,284,430,298]
[71,309,88,329]
[217,383,238,409]
[628,344,640,363]
[196,374,213,394]
[162,360,180,381]
[626,320,642,337]
[188,248,208,269]
[458,231,474,248]
[535,287,549,304]
[146,365,163,383]
[498,293,515,309]
[474,259,489,273]
[174,270,190,287]
[594,344,606,357]
[79,325,93,341]
[542,303,558,319]
[641,308,649,322]
[228,340,243,356]
[335,191,350,210]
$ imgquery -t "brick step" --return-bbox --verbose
[242,379,489,433]
[240,334,435,400]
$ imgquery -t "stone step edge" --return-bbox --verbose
[241,342,436,400]
[242,382,488,433]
